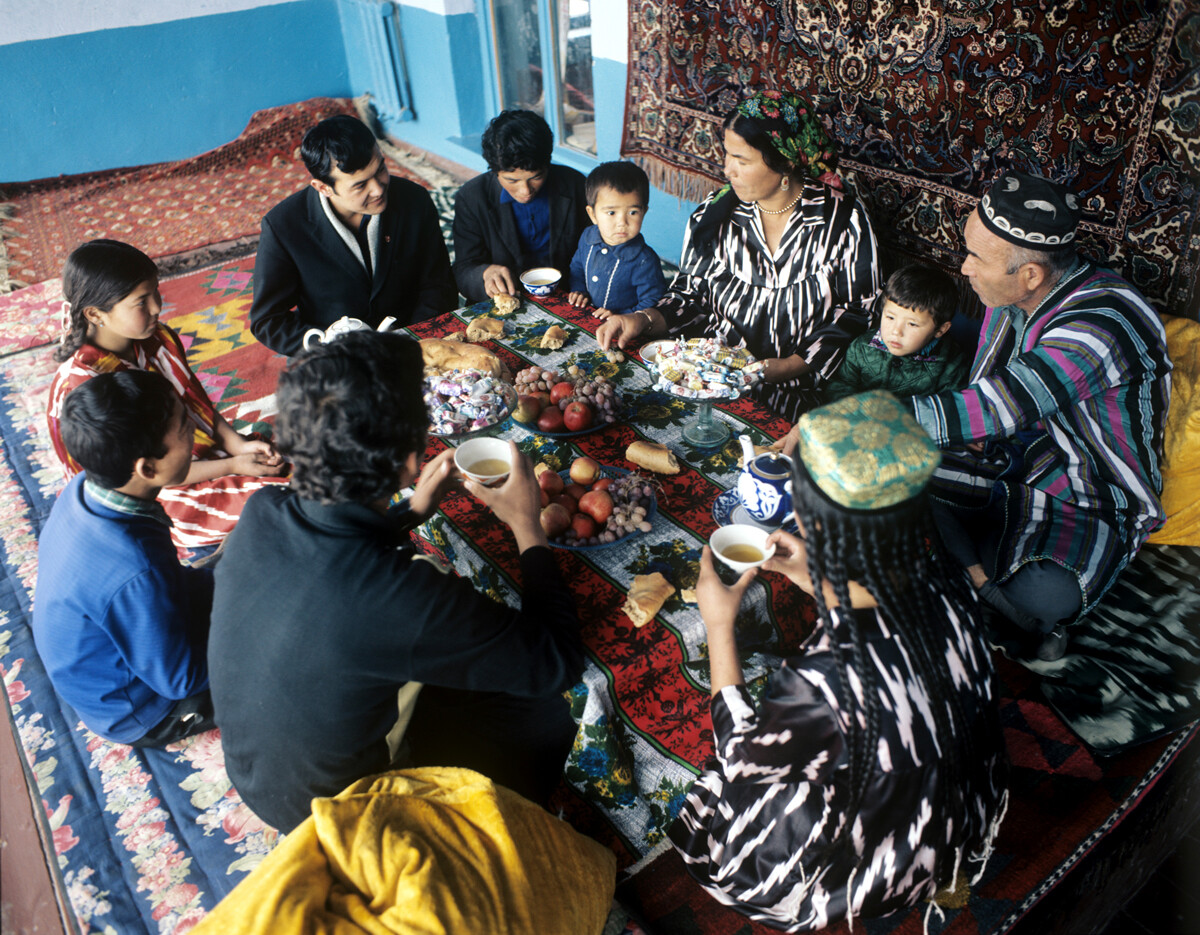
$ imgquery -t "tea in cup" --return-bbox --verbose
[454,438,512,486]
[710,524,775,574]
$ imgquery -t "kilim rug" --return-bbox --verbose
[0,95,450,291]
[622,0,1200,321]
[1,260,1197,933]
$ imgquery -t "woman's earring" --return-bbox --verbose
[781,177,790,191]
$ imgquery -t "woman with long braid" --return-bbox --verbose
[670,391,1008,931]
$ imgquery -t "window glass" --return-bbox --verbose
[556,0,595,154]
[492,0,544,112]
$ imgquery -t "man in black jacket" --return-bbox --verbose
[249,115,457,355]
[208,332,583,832]
[452,109,587,303]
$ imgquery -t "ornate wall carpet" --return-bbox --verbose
[623,0,1200,319]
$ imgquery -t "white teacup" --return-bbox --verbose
[454,437,512,486]
[710,524,775,574]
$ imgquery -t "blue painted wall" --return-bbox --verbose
[0,1,350,183]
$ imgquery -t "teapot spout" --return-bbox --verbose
[738,434,756,465]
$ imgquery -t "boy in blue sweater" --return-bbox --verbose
[33,371,215,746]
[568,161,666,321]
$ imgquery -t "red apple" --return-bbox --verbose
[538,407,566,433]
[550,381,576,405]
[578,489,614,524]
[593,477,614,491]
[564,482,589,502]
[563,401,594,432]
[569,455,601,486]
[540,488,550,508]
[540,503,572,538]
[553,492,579,514]
[571,513,598,539]
[513,394,543,423]
[538,469,564,496]
[531,390,552,409]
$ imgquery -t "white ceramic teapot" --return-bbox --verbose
[736,434,794,526]
[302,315,397,350]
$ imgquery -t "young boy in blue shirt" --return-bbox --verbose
[33,371,216,746]
[567,161,667,322]
[824,264,970,402]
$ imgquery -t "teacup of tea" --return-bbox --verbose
[709,524,775,574]
[454,437,512,486]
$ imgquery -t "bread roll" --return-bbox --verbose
[623,572,675,627]
[541,325,569,349]
[465,316,504,343]
[420,338,503,377]
[625,440,680,475]
[492,293,520,316]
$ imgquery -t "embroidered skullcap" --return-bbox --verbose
[978,171,1082,248]
[795,390,940,510]
[734,90,839,184]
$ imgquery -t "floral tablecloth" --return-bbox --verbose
[403,293,814,867]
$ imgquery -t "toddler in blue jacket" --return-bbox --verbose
[568,161,666,322]
[33,371,216,746]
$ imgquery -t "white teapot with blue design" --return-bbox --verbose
[736,435,794,526]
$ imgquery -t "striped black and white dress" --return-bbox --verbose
[669,591,1008,932]
[656,183,882,422]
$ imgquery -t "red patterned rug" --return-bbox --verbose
[621,1,1200,320]
[0,96,432,289]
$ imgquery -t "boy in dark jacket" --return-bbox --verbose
[825,264,968,401]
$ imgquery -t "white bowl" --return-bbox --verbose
[454,437,512,486]
[709,524,775,573]
[520,267,562,297]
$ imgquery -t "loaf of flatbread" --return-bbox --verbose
[420,338,504,377]
[625,440,680,475]
[492,293,520,316]
[540,325,569,349]
[465,316,504,343]
[623,572,675,628]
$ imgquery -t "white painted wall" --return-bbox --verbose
[591,0,627,64]
[0,0,298,45]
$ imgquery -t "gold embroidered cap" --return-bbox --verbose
[796,390,940,509]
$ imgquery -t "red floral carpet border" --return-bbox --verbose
[622,0,1200,320]
[0,96,430,289]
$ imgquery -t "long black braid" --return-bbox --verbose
[791,456,984,889]
[56,240,159,362]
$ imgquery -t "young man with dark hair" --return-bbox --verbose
[208,331,584,832]
[568,160,666,319]
[824,264,969,401]
[33,371,216,747]
[250,114,456,355]
[452,109,588,303]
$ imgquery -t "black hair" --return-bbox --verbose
[300,115,379,186]
[789,455,982,890]
[57,240,159,362]
[60,371,176,490]
[481,110,553,173]
[723,109,807,186]
[275,331,427,504]
[585,161,650,207]
[882,264,960,328]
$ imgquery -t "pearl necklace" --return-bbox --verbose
[755,191,803,215]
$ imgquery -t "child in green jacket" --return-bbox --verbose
[825,265,969,402]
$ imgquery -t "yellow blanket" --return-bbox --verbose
[1149,315,1200,545]
[191,768,617,935]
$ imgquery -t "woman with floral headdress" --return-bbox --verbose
[597,90,881,421]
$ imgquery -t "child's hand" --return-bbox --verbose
[231,436,284,467]
[409,449,458,520]
[567,291,591,308]
[591,307,614,320]
[229,450,288,477]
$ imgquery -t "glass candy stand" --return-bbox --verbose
[682,397,732,449]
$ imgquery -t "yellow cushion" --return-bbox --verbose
[190,768,617,935]
[1148,315,1200,545]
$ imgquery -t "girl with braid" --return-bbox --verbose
[670,390,1008,931]
[48,240,288,553]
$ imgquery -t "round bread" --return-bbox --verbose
[420,338,505,378]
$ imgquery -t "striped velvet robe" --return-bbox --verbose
[656,183,881,422]
[912,261,1171,617]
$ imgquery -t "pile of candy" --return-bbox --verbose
[424,369,513,434]
[650,338,764,399]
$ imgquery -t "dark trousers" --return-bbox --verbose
[129,691,217,748]
[403,686,577,806]
[933,501,1081,633]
